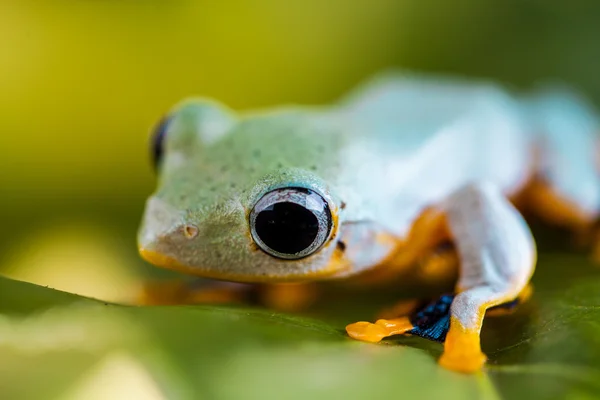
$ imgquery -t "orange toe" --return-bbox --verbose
[439,319,487,373]
[346,317,413,343]
[438,350,487,374]
[346,321,389,343]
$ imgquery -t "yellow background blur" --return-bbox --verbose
[1,1,600,301]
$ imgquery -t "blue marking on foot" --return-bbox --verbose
[408,294,454,343]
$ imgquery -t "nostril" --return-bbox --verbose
[183,225,199,239]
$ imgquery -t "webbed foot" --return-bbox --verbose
[347,294,454,343]
[438,319,486,373]
[347,293,519,373]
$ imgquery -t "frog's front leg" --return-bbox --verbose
[138,279,251,306]
[347,182,536,374]
[137,279,318,312]
[439,183,536,372]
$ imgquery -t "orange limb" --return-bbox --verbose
[259,283,318,312]
[392,207,452,268]
[522,178,593,229]
[350,207,452,286]
[415,243,459,285]
[376,298,421,320]
[137,280,318,312]
[137,280,247,306]
[521,178,600,263]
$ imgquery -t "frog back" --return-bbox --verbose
[329,72,534,237]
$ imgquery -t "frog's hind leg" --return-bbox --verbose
[347,183,536,373]
[523,129,600,258]
[523,100,600,231]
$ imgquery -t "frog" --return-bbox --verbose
[138,70,600,374]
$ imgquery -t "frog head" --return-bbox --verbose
[138,99,376,283]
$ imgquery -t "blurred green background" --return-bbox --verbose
[1,1,600,299]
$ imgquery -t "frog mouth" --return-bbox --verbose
[138,246,351,284]
[138,247,262,282]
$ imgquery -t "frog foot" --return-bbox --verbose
[438,349,487,374]
[438,322,487,373]
[348,294,454,343]
[346,317,413,343]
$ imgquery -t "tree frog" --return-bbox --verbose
[138,71,600,373]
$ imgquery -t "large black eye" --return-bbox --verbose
[250,187,333,259]
[150,116,170,170]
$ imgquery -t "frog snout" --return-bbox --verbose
[138,197,187,250]
[137,217,199,272]
[138,223,196,251]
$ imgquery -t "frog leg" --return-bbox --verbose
[374,243,458,320]
[258,283,319,312]
[525,179,599,230]
[523,131,600,258]
[376,298,422,320]
[137,279,251,306]
[138,279,318,312]
[376,282,532,322]
[524,131,600,230]
[416,241,459,284]
[347,183,536,374]
[485,283,533,317]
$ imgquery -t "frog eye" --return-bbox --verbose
[150,116,170,170]
[250,188,333,260]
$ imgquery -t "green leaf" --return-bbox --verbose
[1,253,599,400]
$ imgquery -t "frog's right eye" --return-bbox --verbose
[249,187,333,260]
[150,116,170,170]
